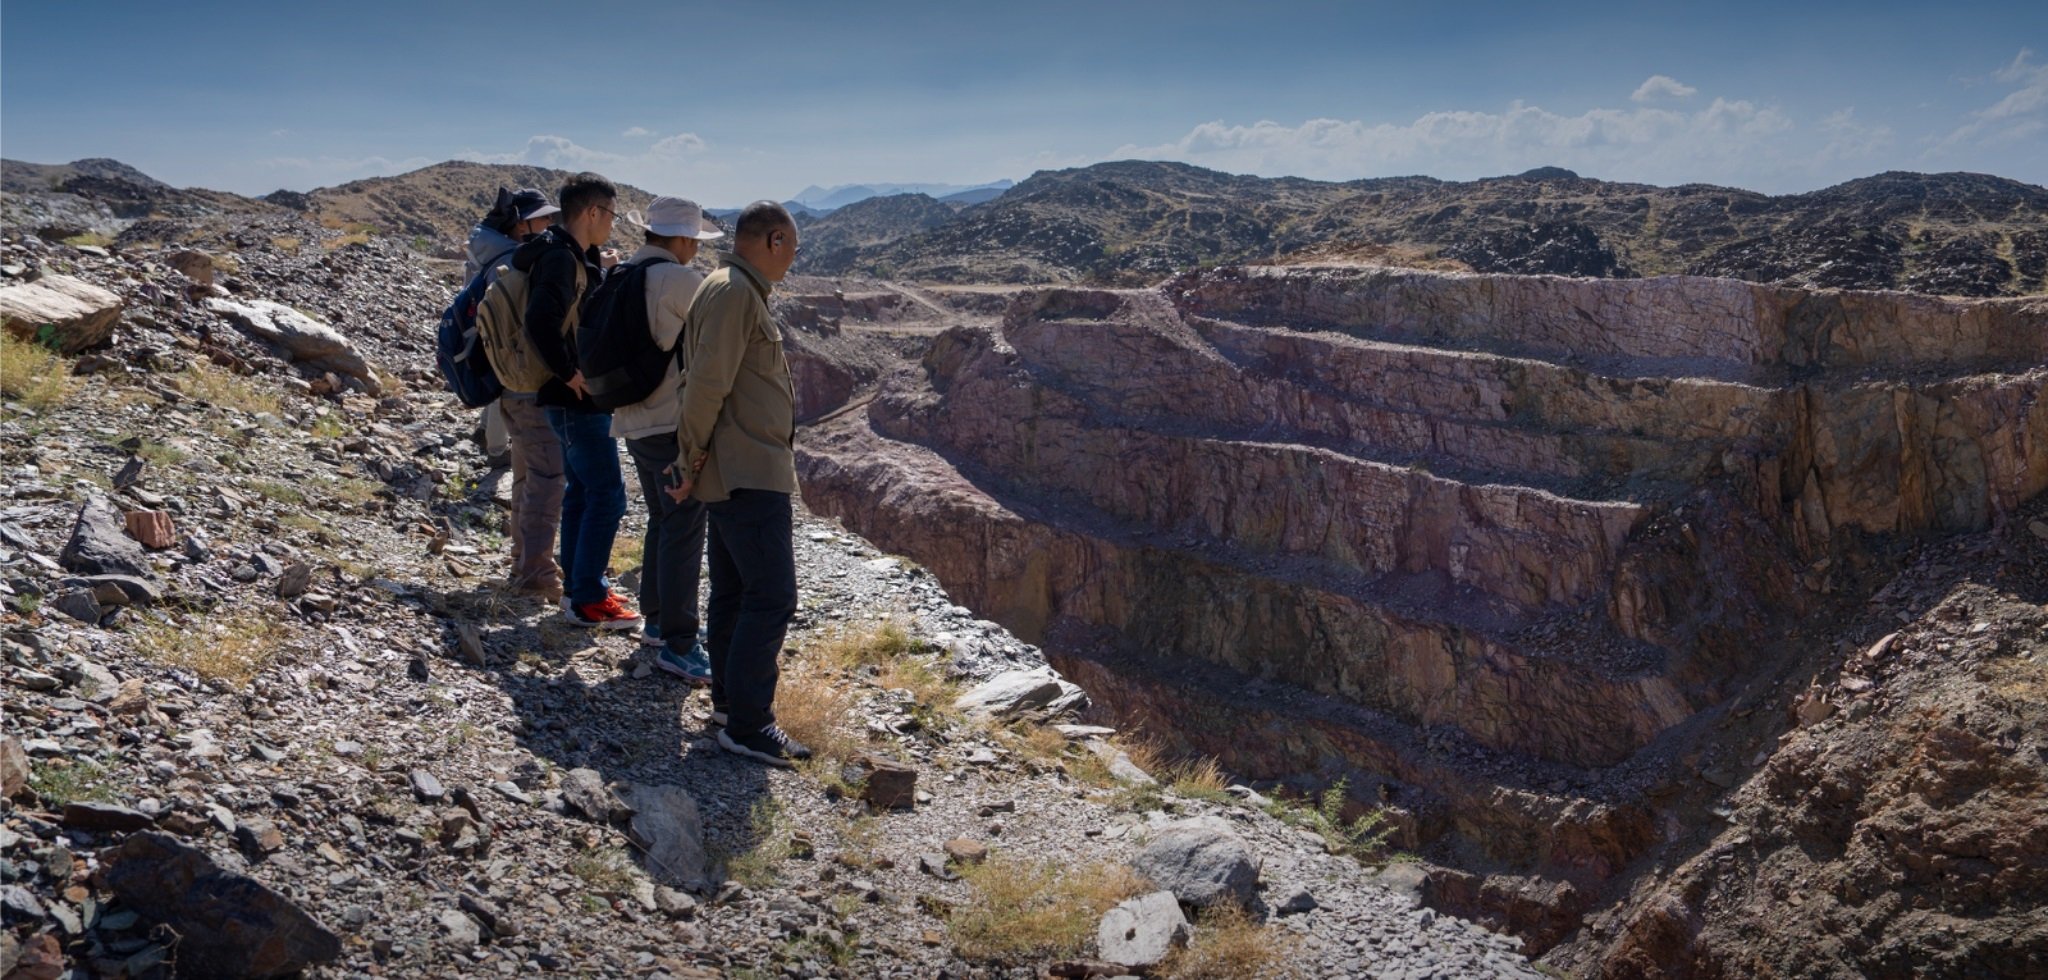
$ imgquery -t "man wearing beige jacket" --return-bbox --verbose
[614,196,723,685]
[666,201,808,767]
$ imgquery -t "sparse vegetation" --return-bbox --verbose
[133,615,290,687]
[723,797,792,888]
[1160,901,1296,979]
[308,413,348,440]
[1264,777,1395,862]
[0,330,76,412]
[29,755,118,806]
[568,846,638,893]
[948,855,1147,962]
[1165,755,1234,803]
[60,232,112,248]
[180,360,283,417]
[247,479,305,506]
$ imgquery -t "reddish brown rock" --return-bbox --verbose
[123,509,175,550]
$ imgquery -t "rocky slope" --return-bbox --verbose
[802,161,2048,296]
[0,194,1555,978]
[288,161,661,246]
[792,264,2048,975]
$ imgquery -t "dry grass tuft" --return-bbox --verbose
[1166,755,1233,803]
[815,619,921,672]
[1162,901,1297,979]
[775,661,867,768]
[0,330,76,412]
[180,361,282,417]
[134,616,289,687]
[948,855,1146,963]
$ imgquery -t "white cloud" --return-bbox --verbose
[1631,75,1698,103]
[460,132,710,171]
[622,126,652,139]
[1936,49,2048,151]
[1109,96,1798,187]
[650,133,706,155]
[255,153,437,182]
[1817,108,1894,162]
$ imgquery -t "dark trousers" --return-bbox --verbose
[625,435,706,650]
[544,407,627,607]
[704,489,797,734]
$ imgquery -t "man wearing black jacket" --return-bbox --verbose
[510,172,640,629]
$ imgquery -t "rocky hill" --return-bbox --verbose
[799,194,966,274]
[801,161,2048,296]
[287,161,662,248]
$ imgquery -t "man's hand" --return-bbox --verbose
[662,461,694,503]
[599,248,621,269]
[567,370,590,398]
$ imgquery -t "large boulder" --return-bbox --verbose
[101,832,342,978]
[1132,816,1261,910]
[622,783,710,891]
[0,275,122,353]
[60,495,153,580]
[1098,890,1191,969]
[204,297,377,392]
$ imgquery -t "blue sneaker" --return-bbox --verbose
[641,622,664,647]
[655,643,713,686]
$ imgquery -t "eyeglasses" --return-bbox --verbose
[593,205,616,221]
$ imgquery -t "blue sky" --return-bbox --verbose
[4,1,2044,205]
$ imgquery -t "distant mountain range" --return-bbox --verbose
[5,157,2043,296]
[790,180,1014,211]
[795,161,2048,295]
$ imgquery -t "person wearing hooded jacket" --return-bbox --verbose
[465,188,564,599]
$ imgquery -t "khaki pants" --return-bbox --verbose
[501,395,564,597]
[483,401,509,457]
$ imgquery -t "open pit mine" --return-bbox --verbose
[790,265,2048,977]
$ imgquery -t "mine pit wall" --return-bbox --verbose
[794,266,2048,949]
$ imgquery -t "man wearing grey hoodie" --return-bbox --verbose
[464,188,565,598]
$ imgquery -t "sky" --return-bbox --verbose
[3,1,2045,206]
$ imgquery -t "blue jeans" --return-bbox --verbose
[544,407,627,607]
[705,490,797,734]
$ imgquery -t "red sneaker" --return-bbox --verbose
[566,592,642,630]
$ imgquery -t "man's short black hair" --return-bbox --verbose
[643,229,681,246]
[734,200,795,243]
[558,172,617,221]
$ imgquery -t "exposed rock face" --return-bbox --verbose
[101,832,343,978]
[795,263,2048,969]
[204,297,376,391]
[0,274,123,353]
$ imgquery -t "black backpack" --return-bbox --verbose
[575,255,677,411]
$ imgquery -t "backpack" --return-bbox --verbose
[433,266,505,408]
[574,255,678,411]
[476,257,586,394]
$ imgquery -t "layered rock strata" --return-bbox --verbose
[796,265,2048,946]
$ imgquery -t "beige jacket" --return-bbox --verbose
[610,244,705,440]
[674,252,797,502]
